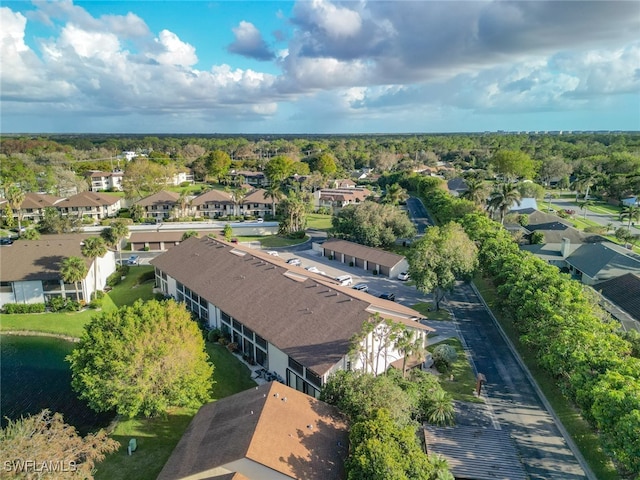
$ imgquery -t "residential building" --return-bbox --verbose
[0,234,116,308]
[129,231,208,251]
[563,241,640,285]
[151,237,433,398]
[230,170,268,188]
[331,179,356,189]
[320,238,409,278]
[55,191,122,221]
[169,170,194,186]
[85,170,124,192]
[157,382,348,480]
[135,191,182,220]
[191,189,235,219]
[594,273,640,331]
[313,188,371,213]
[1,192,64,223]
[242,188,277,217]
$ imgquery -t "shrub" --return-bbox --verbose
[106,271,122,287]
[207,328,222,343]
[372,270,379,275]
[142,246,150,251]
[227,342,238,353]
[432,344,458,371]
[139,270,156,283]
[3,303,46,314]
[328,255,334,260]
[289,230,306,239]
[48,296,68,312]
[349,261,355,267]
[117,264,130,276]
[584,225,607,234]
[218,336,229,346]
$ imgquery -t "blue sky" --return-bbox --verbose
[1,0,639,134]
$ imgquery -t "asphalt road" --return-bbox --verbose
[448,282,587,480]
[406,196,433,234]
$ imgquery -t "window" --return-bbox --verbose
[243,326,254,340]
[306,370,321,388]
[221,311,231,323]
[288,357,303,375]
[255,334,267,349]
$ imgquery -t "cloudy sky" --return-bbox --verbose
[1,0,639,134]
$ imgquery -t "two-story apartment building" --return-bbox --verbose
[135,191,182,220]
[191,189,234,219]
[85,171,124,192]
[151,237,433,399]
[5,192,64,223]
[241,188,277,217]
[313,188,371,213]
[55,191,123,221]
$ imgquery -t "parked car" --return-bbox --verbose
[352,283,369,292]
[266,250,279,257]
[397,272,410,281]
[256,218,264,223]
[379,292,396,302]
[287,258,301,266]
[126,255,140,266]
[306,266,326,275]
[335,275,353,286]
[0,237,13,246]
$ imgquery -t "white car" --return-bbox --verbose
[397,272,410,281]
[287,258,301,266]
[305,266,326,275]
[266,250,279,257]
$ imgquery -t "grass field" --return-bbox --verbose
[473,275,620,480]
[95,344,256,480]
[306,213,333,230]
[429,337,481,403]
[410,302,451,321]
[235,235,309,247]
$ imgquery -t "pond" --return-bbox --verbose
[1,335,114,435]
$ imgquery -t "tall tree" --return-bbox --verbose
[277,191,309,235]
[81,236,107,299]
[205,150,232,183]
[101,220,129,264]
[408,222,478,310]
[5,185,25,236]
[490,150,537,181]
[68,299,213,417]
[487,182,521,224]
[393,328,426,379]
[60,256,88,302]
[0,409,118,480]
[129,203,145,223]
[461,178,488,206]
[620,204,640,231]
[265,155,295,185]
[264,183,283,216]
[381,183,409,205]
[571,169,601,201]
[122,158,172,200]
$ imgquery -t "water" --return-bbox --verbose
[1,335,114,435]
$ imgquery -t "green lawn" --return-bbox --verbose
[473,275,620,480]
[1,267,155,338]
[235,235,309,247]
[429,337,481,403]
[95,344,256,480]
[306,213,333,230]
[410,302,451,321]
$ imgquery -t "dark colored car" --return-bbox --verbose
[379,292,396,302]
[0,237,13,246]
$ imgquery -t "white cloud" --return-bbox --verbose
[152,30,197,67]
[227,21,274,60]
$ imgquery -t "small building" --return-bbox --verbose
[157,382,349,480]
[55,191,122,221]
[313,188,371,213]
[135,191,181,220]
[320,238,409,278]
[85,171,124,192]
[564,241,640,285]
[594,273,640,331]
[129,231,209,251]
[231,170,268,188]
[191,189,234,219]
[0,234,116,308]
[621,196,638,207]
[241,188,277,217]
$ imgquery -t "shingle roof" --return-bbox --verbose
[21,192,64,209]
[424,425,527,480]
[522,211,605,244]
[243,188,274,204]
[321,238,406,269]
[157,382,348,480]
[135,190,180,207]
[129,231,210,243]
[191,189,233,206]
[565,242,640,281]
[0,234,93,282]
[595,273,640,322]
[55,191,121,208]
[150,237,429,376]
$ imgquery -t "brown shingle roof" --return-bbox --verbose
[151,237,428,375]
[0,234,93,282]
[21,192,64,209]
[322,238,406,269]
[135,190,180,207]
[243,189,274,204]
[56,191,121,208]
[129,231,211,243]
[157,382,348,480]
[191,189,233,206]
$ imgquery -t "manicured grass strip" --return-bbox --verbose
[1,310,97,338]
[429,337,481,404]
[410,302,451,321]
[473,275,620,480]
[306,213,333,230]
[107,266,156,307]
[235,235,308,247]
[95,344,256,480]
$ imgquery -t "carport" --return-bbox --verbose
[129,231,210,252]
[321,238,408,278]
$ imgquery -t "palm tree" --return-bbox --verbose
[620,204,640,231]
[130,204,145,223]
[101,220,129,264]
[6,185,25,236]
[571,170,600,201]
[176,188,191,219]
[578,199,594,219]
[461,178,487,206]
[81,236,107,299]
[60,256,88,302]
[393,328,426,378]
[265,184,284,216]
[382,183,408,205]
[487,183,521,224]
[424,389,455,426]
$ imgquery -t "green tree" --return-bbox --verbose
[223,223,233,241]
[487,182,521,224]
[68,299,213,418]
[578,199,595,219]
[101,220,129,264]
[122,158,173,200]
[424,389,455,427]
[265,155,295,184]
[490,150,537,181]
[265,183,284,216]
[461,178,488,206]
[181,230,199,240]
[130,203,146,223]
[2,203,15,228]
[39,207,82,234]
[571,169,601,201]
[205,150,232,182]
[60,256,88,302]
[332,201,416,248]
[313,152,338,176]
[393,327,426,379]
[277,191,309,235]
[81,236,107,298]
[619,204,640,231]
[408,222,478,310]
[0,409,118,480]
[5,185,25,236]
[382,183,409,205]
